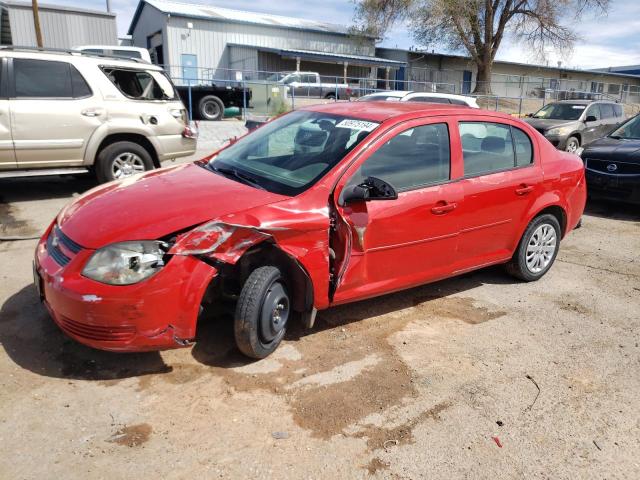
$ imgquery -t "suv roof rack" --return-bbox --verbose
[0,45,147,63]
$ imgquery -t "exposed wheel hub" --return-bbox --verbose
[260,282,289,343]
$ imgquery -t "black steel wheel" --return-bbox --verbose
[234,266,290,359]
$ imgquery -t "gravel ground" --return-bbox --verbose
[0,128,639,478]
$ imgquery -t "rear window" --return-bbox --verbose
[14,58,92,98]
[101,67,177,100]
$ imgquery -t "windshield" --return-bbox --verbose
[610,115,640,139]
[207,111,379,196]
[532,103,586,120]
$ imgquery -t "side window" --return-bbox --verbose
[14,59,72,98]
[460,122,514,176]
[102,68,176,100]
[613,104,623,117]
[70,65,92,98]
[410,96,450,104]
[585,104,601,120]
[600,103,614,119]
[512,127,533,167]
[302,74,317,84]
[349,123,450,191]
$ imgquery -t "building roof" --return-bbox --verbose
[377,47,640,81]
[128,0,367,37]
[233,44,405,68]
[4,0,115,17]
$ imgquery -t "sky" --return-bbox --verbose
[53,0,640,69]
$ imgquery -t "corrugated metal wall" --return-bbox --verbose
[8,4,116,48]
[154,10,375,80]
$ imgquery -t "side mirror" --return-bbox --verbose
[526,113,533,118]
[585,115,597,123]
[342,176,398,204]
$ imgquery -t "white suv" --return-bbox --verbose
[0,48,196,182]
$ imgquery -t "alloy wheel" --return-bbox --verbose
[112,153,146,179]
[525,223,557,273]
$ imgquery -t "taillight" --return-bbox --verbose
[182,123,198,139]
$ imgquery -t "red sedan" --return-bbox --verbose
[34,102,586,358]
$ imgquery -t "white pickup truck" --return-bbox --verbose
[278,72,352,100]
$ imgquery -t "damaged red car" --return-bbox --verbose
[34,102,586,358]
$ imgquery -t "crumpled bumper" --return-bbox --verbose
[34,230,218,352]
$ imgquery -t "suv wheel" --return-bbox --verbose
[234,266,290,359]
[198,95,225,121]
[565,136,580,153]
[96,141,154,183]
[506,214,561,282]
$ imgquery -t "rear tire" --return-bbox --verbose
[95,141,154,183]
[199,95,225,121]
[234,266,290,359]
[325,92,337,100]
[506,214,561,282]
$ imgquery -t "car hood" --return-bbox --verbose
[524,118,579,131]
[581,136,640,162]
[57,163,288,249]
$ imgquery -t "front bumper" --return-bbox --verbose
[543,134,568,150]
[34,224,218,352]
[586,170,640,205]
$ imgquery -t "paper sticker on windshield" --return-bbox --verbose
[572,106,586,109]
[335,119,379,131]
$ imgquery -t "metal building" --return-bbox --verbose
[0,1,116,49]
[127,0,404,84]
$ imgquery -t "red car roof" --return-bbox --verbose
[302,101,514,123]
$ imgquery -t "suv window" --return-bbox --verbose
[102,68,177,100]
[585,104,601,120]
[349,123,450,191]
[14,59,91,98]
[599,103,615,119]
[460,122,524,175]
[613,104,623,117]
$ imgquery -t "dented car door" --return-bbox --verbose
[330,118,463,304]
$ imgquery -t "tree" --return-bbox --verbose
[353,0,609,94]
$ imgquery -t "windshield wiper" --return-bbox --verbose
[212,165,266,190]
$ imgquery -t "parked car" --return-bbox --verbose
[34,102,586,359]
[74,45,152,63]
[0,47,196,183]
[581,113,640,204]
[279,71,351,99]
[524,100,624,153]
[358,90,479,108]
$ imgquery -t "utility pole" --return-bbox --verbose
[32,0,43,47]
[106,0,111,13]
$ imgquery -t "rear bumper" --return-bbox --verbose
[34,226,218,352]
[156,134,197,161]
[586,170,640,204]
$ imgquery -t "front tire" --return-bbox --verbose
[234,266,290,359]
[95,141,154,183]
[198,95,225,121]
[506,214,561,282]
[565,136,580,153]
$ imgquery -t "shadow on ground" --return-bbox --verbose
[191,265,516,368]
[585,198,640,222]
[0,284,171,381]
[0,175,97,204]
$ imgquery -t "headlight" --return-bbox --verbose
[546,126,573,136]
[82,241,168,285]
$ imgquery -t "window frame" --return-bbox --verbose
[458,120,536,179]
[9,57,93,100]
[340,117,457,195]
[100,66,177,102]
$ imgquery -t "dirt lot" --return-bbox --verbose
[1,168,639,479]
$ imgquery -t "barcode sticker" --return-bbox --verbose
[335,119,379,131]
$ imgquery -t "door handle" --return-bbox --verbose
[431,201,457,215]
[515,184,534,195]
[81,108,103,117]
